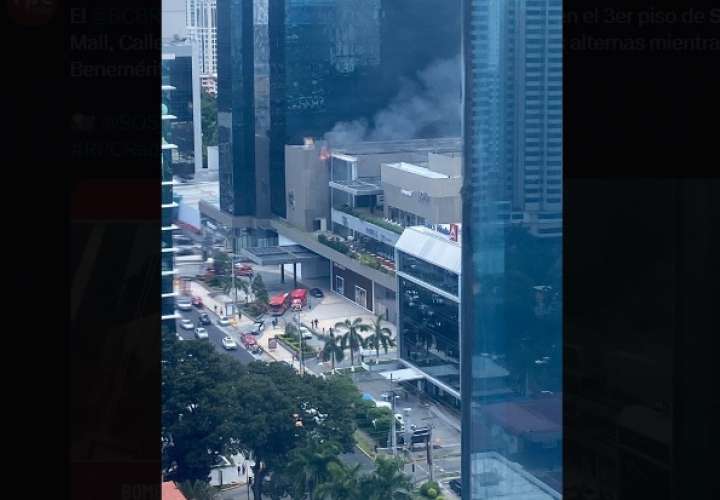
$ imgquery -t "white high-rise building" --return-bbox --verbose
[186,0,218,92]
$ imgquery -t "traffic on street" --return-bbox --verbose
[175,302,258,365]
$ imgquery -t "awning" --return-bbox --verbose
[240,244,320,266]
[379,367,425,383]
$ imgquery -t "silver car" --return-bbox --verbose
[180,319,194,330]
[195,327,209,339]
[176,300,193,311]
[217,316,231,327]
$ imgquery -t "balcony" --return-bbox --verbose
[317,233,396,275]
[334,205,404,236]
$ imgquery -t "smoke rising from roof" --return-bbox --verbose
[324,54,461,146]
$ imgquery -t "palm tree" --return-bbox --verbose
[286,440,341,499]
[320,330,345,373]
[362,456,413,500]
[334,318,370,368]
[315,462,362,500]
[365,314,395,364]
[177,480,218,500]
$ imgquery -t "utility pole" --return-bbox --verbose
[230,252,237,321]
[390,373,397,456]
[426,426,434,482]
[295,312,304,375]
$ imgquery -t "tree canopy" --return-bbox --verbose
[162,329,361,498]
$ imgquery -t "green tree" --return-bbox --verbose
[286,439,342,499]
[365,314,395,363]
[252,273,269,304]
[315,462,363,500]
[178,480,218,500]
[211,251,232,278]
[334,318,370,368]
[320,330,345,372]
[362,456,413,500]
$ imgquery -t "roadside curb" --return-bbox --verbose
[354,443,375,462]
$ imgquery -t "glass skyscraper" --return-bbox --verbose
[161,85,180,333]
[461,0,562,498]
[217,0,256,217]
[219,0,461,220]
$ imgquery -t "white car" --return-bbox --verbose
[176,300,193,311]
[194,327,209,339]
[298,326,313,340]
[221,336,238,350]
[217,316,231,327]
[180,319,194,330]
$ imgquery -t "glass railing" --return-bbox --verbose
[317,233,395,275]
[335,205,404,235]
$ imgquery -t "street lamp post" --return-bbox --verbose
[294,312,304,375]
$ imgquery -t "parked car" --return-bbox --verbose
[194,327,209,339]
[198,313,211,325]
[176,299,192,311]
[221,336,238,350]
[217,316,231,327]
[180,319,194,330]
[310,288,324,298]
[191,296,204,308]
[176,246,194,256]
[449,478,462,496]
[242,333,257,347]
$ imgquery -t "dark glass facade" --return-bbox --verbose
[398,277,459,392]
[398,251,459,296]
[462,0,562,497]
[217,0,256,216]
[162,51,197,179]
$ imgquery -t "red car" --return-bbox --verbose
[191,296,204,308]
[242,334,257,348]
[234,264,254,277]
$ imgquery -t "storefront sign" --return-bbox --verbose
[449,223,459,242]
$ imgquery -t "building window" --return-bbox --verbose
[398,251,459,296]
[335,275,344,295]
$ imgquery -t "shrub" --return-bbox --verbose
[419,481,441,498]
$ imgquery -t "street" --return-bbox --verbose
[175,306,258,364]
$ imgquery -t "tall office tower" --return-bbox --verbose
[187,0,218,91]
[161,88,180,333]
[461,1,562,498]
[162,41,204,179]
[267,0,461,218]
[217,0,256,217]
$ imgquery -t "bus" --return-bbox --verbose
[268,292,290,316]
[290,288,308,311]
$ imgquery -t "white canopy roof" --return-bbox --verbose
[379,367,425,382]
[395,226,461,275]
